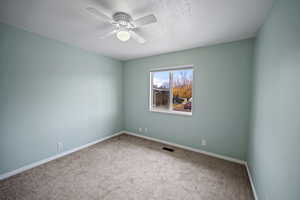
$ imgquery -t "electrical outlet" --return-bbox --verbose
[144,128,148,133]
[57,142,63,152]
[138,128,142,133]
[201,139,207,146]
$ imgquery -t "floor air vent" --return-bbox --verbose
[162,147,174,152]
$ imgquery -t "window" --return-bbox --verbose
[150,66,193,115]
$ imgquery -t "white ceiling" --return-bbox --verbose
[0,0,274,60]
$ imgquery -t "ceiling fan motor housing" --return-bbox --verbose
[113,12,132,26]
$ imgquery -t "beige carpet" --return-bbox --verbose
[0,134,254,200]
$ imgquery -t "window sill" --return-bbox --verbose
[149,109,192,116]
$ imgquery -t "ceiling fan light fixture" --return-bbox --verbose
[116,30,130,42]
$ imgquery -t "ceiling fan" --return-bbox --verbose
[86,7,157,43]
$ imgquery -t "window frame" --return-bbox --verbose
[149,65,194,116]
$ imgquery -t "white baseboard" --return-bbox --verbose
[123,131,246,165]
[245,163,258,200]
[0,131,123,180]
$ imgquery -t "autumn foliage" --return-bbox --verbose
[173,71,192,99]
[173,83,192,99]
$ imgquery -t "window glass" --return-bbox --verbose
[152,71,170,112]
[150,67,193,115]
[172,69,193,112]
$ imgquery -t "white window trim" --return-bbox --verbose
[149,65,193,116]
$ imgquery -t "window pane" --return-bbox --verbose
[152,71,170,111]
[172,69,193,112]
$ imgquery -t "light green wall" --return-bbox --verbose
[123,39,254,160]
[248,0,300,199]
[0,23,123,174]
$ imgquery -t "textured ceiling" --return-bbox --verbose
[0,0,274,60]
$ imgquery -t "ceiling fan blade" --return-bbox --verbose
[100,29,117,39]
[132,14,157,27]
[129,31,146,44]
[86,7,113,23]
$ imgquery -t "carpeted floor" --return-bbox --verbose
[0,134,254,200]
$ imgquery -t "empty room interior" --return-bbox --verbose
[0,0,299,199]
